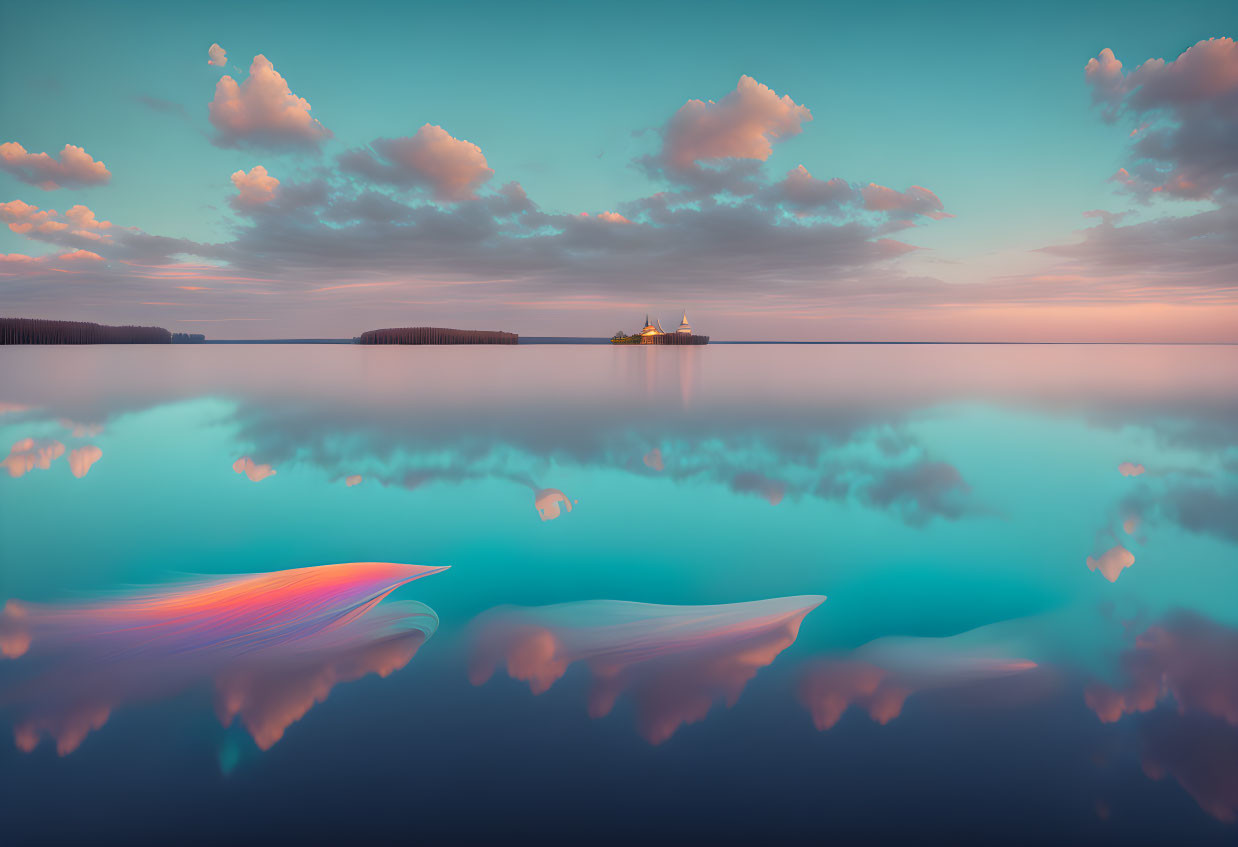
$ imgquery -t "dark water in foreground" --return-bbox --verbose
[0,344,1235,844]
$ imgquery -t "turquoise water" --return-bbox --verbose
[1,344,1236,842]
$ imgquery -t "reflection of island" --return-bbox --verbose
[357,327,518,345]
[1,317,171,344]
[469,595,823,743]
[0,561,446,755]
[611,311,709,345]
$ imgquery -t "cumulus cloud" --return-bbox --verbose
[1086,544,1135,583]
[775,165,856,213]
[1009,37,1238,308]
[340,125,495,201]
[1,438,65,478]
[1118,461,1145,477]
[345,474,363,487]
[232,455,276,482]
[209,55,331,149]
[861,183,951,219]
[1084,38,1238,200]
[0,200,112,246]
[660,75,811,169]
[68,445,103,478]
[0,72,957,328]
[207,43,227,67]
[59,249,103,262]
[0,142,110,190]
[230,165,280,208]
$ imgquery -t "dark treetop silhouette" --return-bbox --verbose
[357,327,518,345]
[0,318,172,345]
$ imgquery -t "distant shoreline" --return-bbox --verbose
[184,338,1237,346]
[4,337,1234,346]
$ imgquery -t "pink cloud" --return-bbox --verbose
[230,165,280,207]
[1085,38,1238,200]
[778,165,855,212]
[57,249,103,263]
[0,199,63,235]
[861,183,950,219]
[1084,47,1126,114]
[207,43,227,67]
[1118,461,1145,477]
[209,55,331,148]
[65,204,112,233]
[534,487,575,521]
[0,250,101,273]
[1,438,66,478]
[595,211,631,224]
[0,200,111,244]
[662,75,812,168]
[68,446,103,479]
[371,124,495,202]
[232,456,277,482]
[1086,544,1135,583]
[0,142,111,189]
[345,474,363,487]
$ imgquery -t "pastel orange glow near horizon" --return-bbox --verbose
[0,562,446,754]
[468,595,825,744]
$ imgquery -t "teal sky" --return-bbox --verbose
[1,1,1236,338]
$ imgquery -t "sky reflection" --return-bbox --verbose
[1,344,1236,839]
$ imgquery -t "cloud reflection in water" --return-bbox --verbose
[469,595,824,744]
[0,562,445,755]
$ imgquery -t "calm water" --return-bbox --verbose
[1,344,1236,843]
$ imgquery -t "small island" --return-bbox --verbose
[1,317,172,345]
[611,312,709,345]
[357,327,519,345]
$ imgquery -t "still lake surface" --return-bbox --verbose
[1,343,1235,843]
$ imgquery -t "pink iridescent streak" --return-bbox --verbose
[2,562,445,660]
[1,562,446,754]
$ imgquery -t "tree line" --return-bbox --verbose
[357,327,519,345]
[1,318,172,345]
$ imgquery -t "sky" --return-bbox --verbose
[0,0,1236,340]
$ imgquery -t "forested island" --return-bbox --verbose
[0,318,172,345]
[357,327,519,345]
